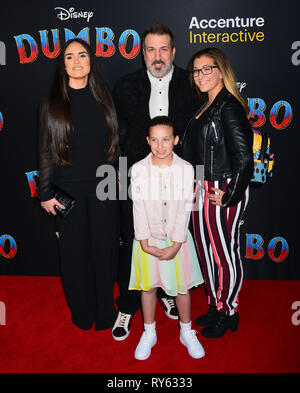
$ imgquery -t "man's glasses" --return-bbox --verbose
[190,66,218,77]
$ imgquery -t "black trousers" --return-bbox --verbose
[56,182,119,330]
[116,198,170,316]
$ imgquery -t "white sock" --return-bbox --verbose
[144,321,156,334]
[179,321,192,331]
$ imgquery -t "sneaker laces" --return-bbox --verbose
[164,298,175,308]
[183,329,198,342]
[117,312,131,328]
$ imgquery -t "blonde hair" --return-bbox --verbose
[188,47,249,116]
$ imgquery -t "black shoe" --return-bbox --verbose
[112,312,133,341]
[201,311,239,338]
[159,298,179,320]
[195,306,218,327]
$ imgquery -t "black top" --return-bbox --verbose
[181,104,210,170]
[38,86,108,201]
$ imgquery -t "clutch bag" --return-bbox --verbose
[51,185,75,218]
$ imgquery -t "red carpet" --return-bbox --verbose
[0,276,299,373]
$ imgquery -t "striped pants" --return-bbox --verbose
[192,179,249,316]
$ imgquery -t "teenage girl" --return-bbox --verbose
[128,115,205,360]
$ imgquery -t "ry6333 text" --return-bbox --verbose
[151,377,192,388]
[107,377,193,390]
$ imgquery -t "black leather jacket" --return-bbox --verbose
[181,87,253,207]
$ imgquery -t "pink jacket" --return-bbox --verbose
[130,152,194,243]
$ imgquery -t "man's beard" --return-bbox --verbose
[147,60,173,78]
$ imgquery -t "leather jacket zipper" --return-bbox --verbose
[210,145,214,176]
[212,121,218,141]
[203,122,210,172]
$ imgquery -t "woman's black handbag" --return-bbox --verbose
[51,185,75,218]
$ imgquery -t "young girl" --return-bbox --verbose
[129,116,205,360]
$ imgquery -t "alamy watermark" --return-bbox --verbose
[0,301,6,325]
[291,301,300,326]
[291,41,300,66]
[0,41,6,65]
[95,158,204,211]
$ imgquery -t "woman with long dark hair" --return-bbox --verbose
[181,47,253,338]
[38,38,119,330]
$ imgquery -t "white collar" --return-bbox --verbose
[147,151,178,169]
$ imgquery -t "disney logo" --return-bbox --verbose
[237,81,246,93]
[55,7,93,23]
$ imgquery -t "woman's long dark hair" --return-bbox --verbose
[43,38,119,166]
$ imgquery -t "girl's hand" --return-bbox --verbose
[140,240,164,258]
[158,242,182,261]
[147,246,164,258]
[41,198,65,215]
[207,187,225,207]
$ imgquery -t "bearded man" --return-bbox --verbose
[112,22,199,341]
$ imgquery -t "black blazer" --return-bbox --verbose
[113,65,199,168]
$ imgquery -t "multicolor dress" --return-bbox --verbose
[128,153,203,296]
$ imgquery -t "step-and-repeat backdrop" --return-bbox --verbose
[0,0,299,279]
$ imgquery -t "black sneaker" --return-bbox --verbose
[159,298,179,320]
[112,311,132,341]
[195,306,218,327]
